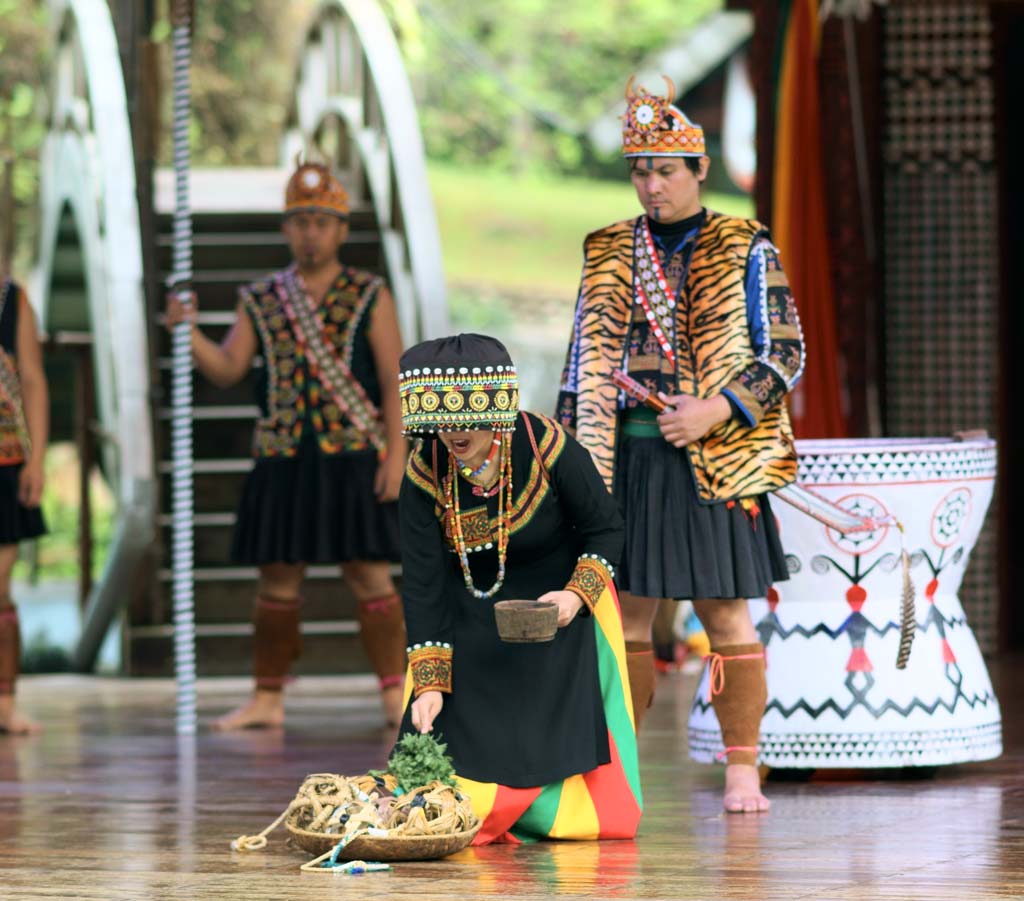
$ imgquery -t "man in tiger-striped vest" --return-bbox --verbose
[166,161,408,731]
[557,76,805,813]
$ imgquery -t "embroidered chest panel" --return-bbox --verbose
[244,267,380,457]
[406,416,567,553]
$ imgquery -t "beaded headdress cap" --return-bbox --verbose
[621,75,705,159]
[284,159,350,219]
[399,334,519,435]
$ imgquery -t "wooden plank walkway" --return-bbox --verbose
[1,660,1021,900]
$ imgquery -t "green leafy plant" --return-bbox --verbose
[383,732,458,791]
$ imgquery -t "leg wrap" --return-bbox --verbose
[253,595,302,691]
[624,640,656,731]
[0,603,20,697]
[356,593,407,688]
[707,642,767,766]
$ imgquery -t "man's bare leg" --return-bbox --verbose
[693,598,769,813]
[213,561,305,731]
[0,544,40,735]
[345,560,407,728]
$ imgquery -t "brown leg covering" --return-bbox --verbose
[253,595,302,691]
[624,640,656,731]
[356,593,408,689]
[708,642,767,766]
[0,603,19,697]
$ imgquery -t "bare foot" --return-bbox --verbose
[381,684,404,728]
[212,690,285,731]
[723,763,770,814]
[0,699,42,736]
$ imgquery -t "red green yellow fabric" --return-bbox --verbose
[401,584,642,844]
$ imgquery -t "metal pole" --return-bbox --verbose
[168,0,196,735]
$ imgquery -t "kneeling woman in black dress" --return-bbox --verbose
[396,334,641,844]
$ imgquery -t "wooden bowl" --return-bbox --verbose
[494,599,558,643]
[286,819,482,861]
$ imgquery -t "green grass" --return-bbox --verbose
[427,161,754,297]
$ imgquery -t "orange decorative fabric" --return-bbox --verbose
[408,642,453,696]
[566,554,615,612]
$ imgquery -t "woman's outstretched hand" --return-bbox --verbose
[411,690,443,733]
[538,590,584,627]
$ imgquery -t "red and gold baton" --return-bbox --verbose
[611,369,668,413]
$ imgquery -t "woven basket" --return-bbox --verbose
[286,818,482,861]
[494,599,558,643]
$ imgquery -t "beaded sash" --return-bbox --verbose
[273,267,386,453]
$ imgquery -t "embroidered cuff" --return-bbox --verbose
[407,642,453,696]
[721,387,756,428]
[565,553,615,612]
[725,362,788,427]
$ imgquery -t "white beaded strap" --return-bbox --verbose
[579,552,616,581]
[405,641,453,654]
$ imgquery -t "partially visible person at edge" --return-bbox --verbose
[394,333,641,844]
[0,277,49,734]
[557,76,805,813]
[165,160,408,730]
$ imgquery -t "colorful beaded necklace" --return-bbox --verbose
[445,432,513,599]
[456,436,501,479]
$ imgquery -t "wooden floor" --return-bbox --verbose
[2,659,1023,901]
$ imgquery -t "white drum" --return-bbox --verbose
[688,437,1002,768]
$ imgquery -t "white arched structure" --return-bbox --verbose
[35,0,155,669]
[284,0,449,342]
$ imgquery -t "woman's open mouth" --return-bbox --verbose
[451,438,471,454]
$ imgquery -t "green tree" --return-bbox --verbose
[153,0,314,165]
[396,0,722,172]
[0,0,49,270]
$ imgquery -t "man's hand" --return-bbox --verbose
[537,589,585,627]
[411,690,443,733]
[17,459,44,508]
[165,291,198,332]
[374,451,406,502]
[656,394,732,448]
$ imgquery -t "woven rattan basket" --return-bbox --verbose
[286,817,482,860]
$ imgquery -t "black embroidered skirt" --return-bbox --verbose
[613,434,789,601]
[231,434,400,566]
[0,463,46,545]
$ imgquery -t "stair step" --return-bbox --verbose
[157,564,400,581]
[148,574,402,625]
[156,232,381,273]
[127,632,374,677]
[158,356,264,370]
[160,470,249,512]
[128,619,360,639]
[157,404,259,420]
[158,512,236,527]
[158,458,252,475]
[154,369,258,408]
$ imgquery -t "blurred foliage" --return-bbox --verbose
[0,0,49,271]
[391,0,722,173]
[13,443,115,583]
[152,0,315,165]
